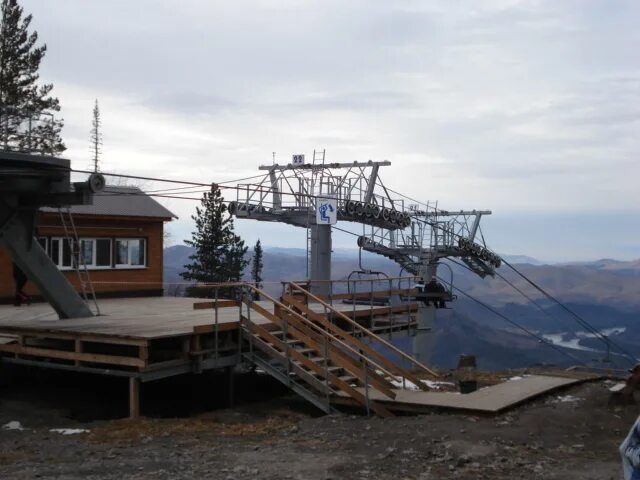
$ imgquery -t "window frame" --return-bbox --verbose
[48,237,113,270]
[114,238,147,269]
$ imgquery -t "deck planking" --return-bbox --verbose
[0,297,267,340]
[0,297,395,341]
[334,375,594,413]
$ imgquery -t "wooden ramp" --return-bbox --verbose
[332,374,596,414]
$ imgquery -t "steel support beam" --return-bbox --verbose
[0,208,92,319]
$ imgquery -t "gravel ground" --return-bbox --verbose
[0,368,636,479]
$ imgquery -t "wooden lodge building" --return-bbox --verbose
[0,186,176,303]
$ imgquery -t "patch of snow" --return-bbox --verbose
[422,380,456,390]
[609,383,626,393]
[507,375,531,381]
[390,378,455,391]
[49,428,89,435]
[2,421,24,431]
[555,395,582,403]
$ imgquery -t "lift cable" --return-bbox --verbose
[443,257,624,369]
[440,277,589,367]
[445,257,576,330]
[424,220,637,365]
[500,257,637,365]
[75,168,632,364]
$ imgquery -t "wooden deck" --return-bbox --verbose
[0,297,403,339]
[333,374,597,414]
[0,297,263,339]
[0,297,413,377]
[0,297,264,379]
[0,297,595,419]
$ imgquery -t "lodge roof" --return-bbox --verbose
[41,186,177,220]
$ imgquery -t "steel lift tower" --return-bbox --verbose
[0,111,104,318]
[229,151,409,294]
[228,151,499,361]
[357,206,501,362]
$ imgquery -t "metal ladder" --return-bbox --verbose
[58,207,101,315]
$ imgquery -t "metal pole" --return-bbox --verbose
[214,287,219,360]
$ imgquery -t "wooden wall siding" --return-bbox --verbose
[0,212,168,300]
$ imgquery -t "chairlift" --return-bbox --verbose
[403,262,457,308]
[342,248,391,306]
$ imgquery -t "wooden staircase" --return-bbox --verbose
[238,283,440,417]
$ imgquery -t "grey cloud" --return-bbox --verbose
[140,92,238,115]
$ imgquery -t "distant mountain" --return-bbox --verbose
[500,254,545,265]
[164,245,640,310]
[163,244,640,367]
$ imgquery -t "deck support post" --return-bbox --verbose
[226,366,235,407]
[129,377,140,419]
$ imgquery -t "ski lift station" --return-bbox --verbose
[0,112,601,419]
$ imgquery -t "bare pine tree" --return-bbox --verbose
[90,99,102,172]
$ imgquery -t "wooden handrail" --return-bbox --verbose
[239,285,398,398]
[288,282,440,379]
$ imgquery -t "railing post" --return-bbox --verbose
[363,358,371,417]
[328,280,333,308]
[283,310,291,386]
[214,286,219,360]
[323,331,330,408]
[369,278,374,332]
[352,279,357,336]
[248,288,254,361]
[237,286,243,357]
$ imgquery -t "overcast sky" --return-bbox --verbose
[22,0,640,261]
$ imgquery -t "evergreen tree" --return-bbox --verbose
[181,184,248,298]
[251,239,264,300]
[90,99,102,171]
[0,0,65,153]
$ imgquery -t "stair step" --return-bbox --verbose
[309,365,342,374]
[291,359,342,374]
[339,375,358,383]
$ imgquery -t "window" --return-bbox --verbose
[115,238,146,267]
[49,237,74,269]
[49,237,112,269]
[95,239,112,267]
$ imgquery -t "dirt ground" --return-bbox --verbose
[0,367,636,479]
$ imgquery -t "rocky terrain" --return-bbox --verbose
[0,368,636,479]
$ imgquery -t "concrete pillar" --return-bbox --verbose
[309,224,331,296]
